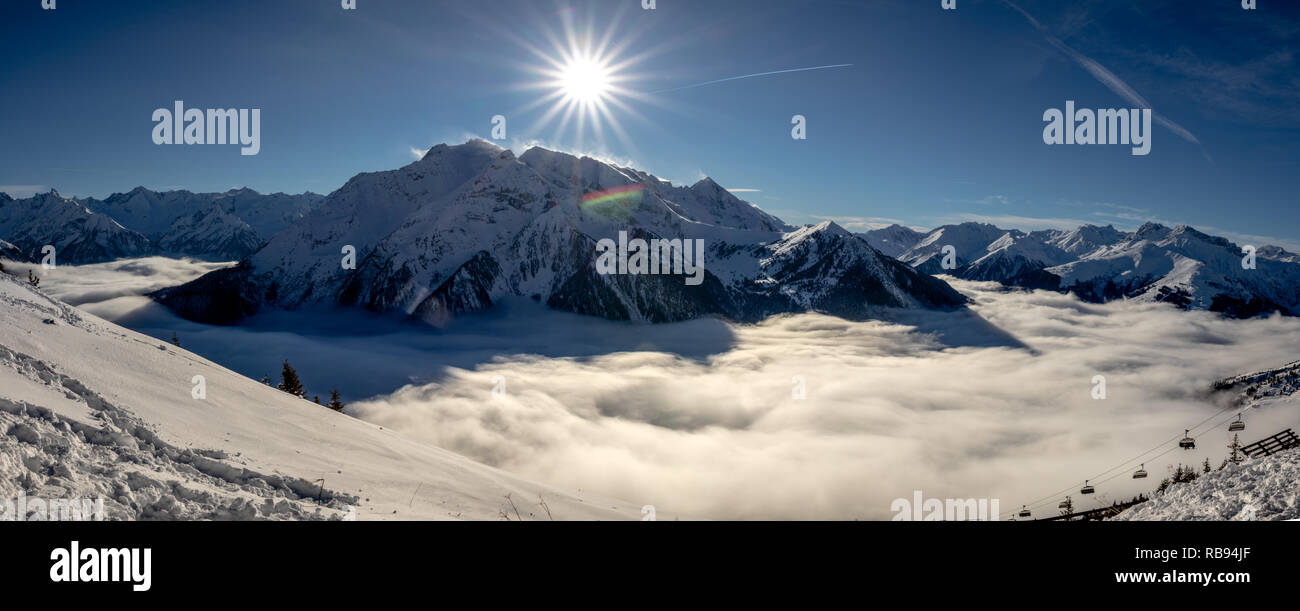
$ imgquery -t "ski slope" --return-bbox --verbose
[1113,448,1300,521]
[0,270,643,521]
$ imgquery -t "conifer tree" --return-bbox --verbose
[326,388,345,412]
[28,269,39,288]
[1227,434,1244,465]
[277,359,306,398]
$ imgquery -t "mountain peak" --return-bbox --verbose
[420,138,505,163]
[807,219,850,236]
[690,176,726,194]
[1133,221,1170,239]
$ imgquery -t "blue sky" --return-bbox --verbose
[1,0,1297,247]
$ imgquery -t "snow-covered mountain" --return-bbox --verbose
[154,139,966,325]
[89,186,324,242]
[894,222,1012,274]
[859,224,925,258]
[0,187,325,263]
[0,190,154,263]
[1045,223,1300,316]
[156,202,263,260]
[86,186,325,259]
[1212,360,1300,405]
[1257,245,1300,264]
[868,220,1300,317]
[0,268,643,520]
[0,237,25,262]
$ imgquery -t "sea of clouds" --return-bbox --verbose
[24,257,1300,520]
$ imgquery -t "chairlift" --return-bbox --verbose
[1228,415,1245,432]
[1080,480,1095,495]
[1179,429,1196,450]
[1132,463,1148,479]
[1018,505,1031,518]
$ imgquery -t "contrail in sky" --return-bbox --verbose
[648,64,853,94]
[1001,0,1213,165]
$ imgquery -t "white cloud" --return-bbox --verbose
[50,258,1300,520]
[348,281,1300,519]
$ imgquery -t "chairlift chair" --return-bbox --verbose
[1229,415,1245,432]
[1179,429,1196,450]
[1132,463,1148,479]
[1018,505,1031,518]
[1080,480,1095,495]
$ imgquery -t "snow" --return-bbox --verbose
[1113,448,1300,521]
[875,219,1300,317]
[89,186,323,243]
[859,224,925,258]
[160,139,960,325]
[897,222,1010,271]
[1047,223,1300,313]
[0,190,153,263]
[0,270,644,520]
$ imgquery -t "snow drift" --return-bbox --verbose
[0,269,644,520]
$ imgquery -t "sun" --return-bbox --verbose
[559,56,612,105]
[507,6,661,154]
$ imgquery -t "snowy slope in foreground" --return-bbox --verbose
[1113,448,1300,521]
[0,271,641,520]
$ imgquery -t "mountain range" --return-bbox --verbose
[862,221,1300,317]
[4,139,1299,323]
[0,187,324,262]
[151,139,965,324]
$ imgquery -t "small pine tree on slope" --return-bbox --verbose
[277,359,306,398]
[326,388,345,412]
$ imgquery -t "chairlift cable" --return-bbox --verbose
[1001,404,1244,519]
